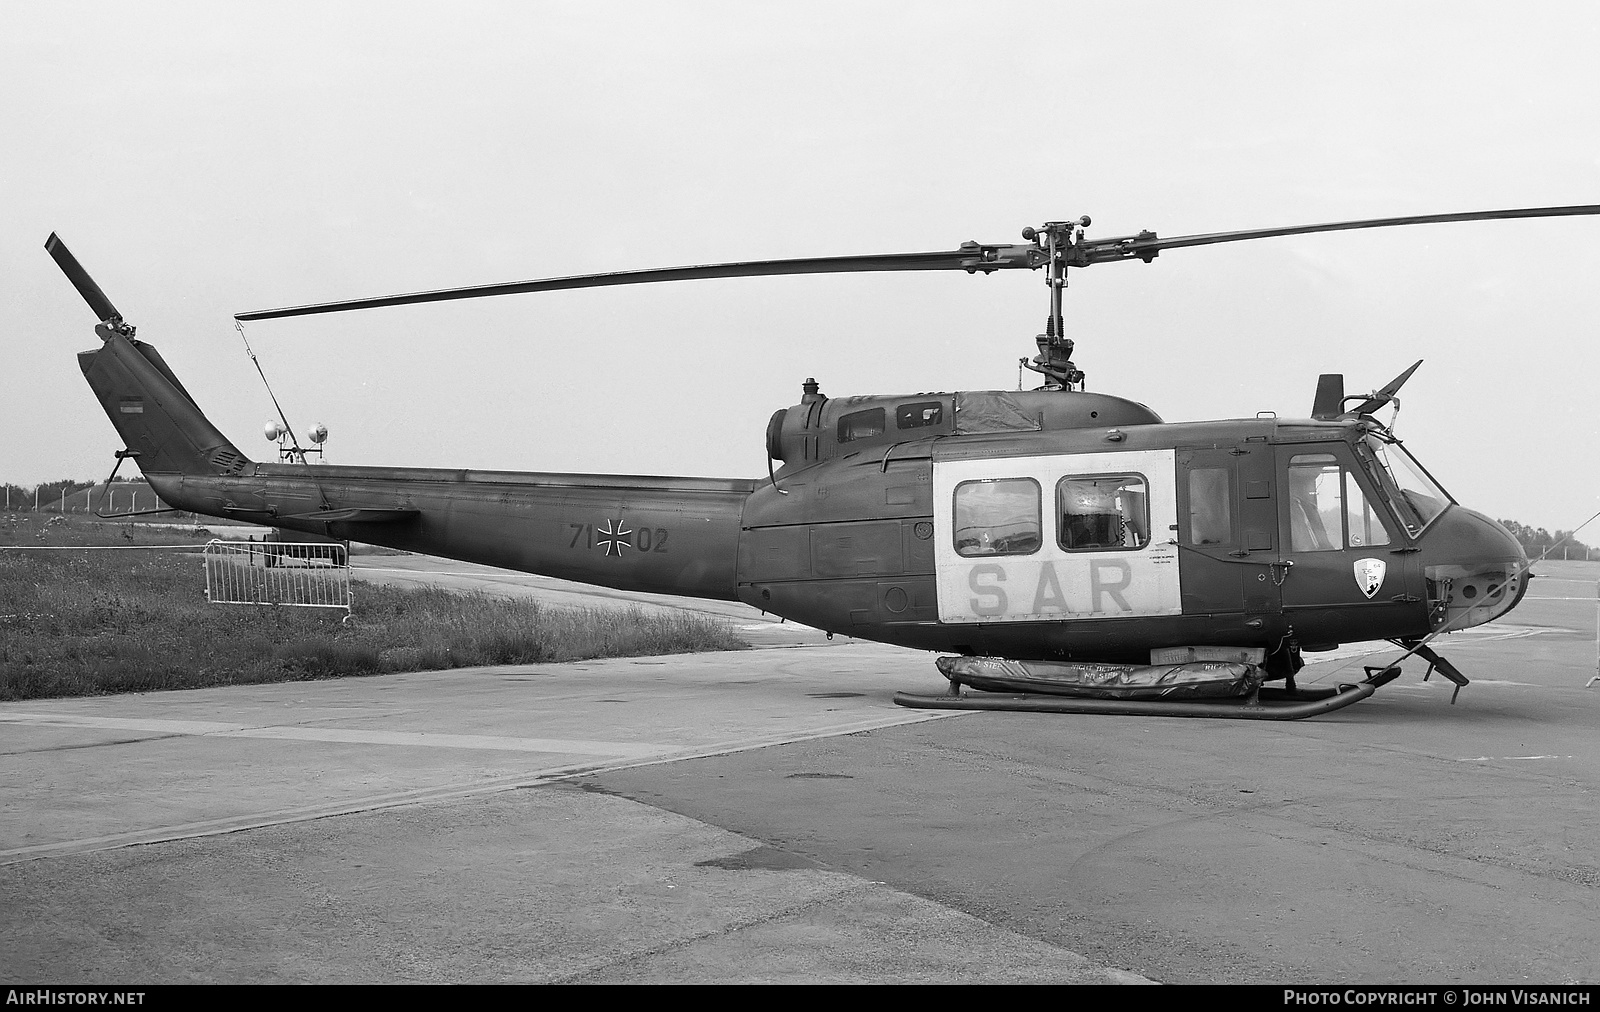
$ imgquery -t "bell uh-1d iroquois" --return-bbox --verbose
[49,204,1600,719]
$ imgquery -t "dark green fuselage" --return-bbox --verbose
[80,329,1527,664]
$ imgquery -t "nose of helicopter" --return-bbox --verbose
[1419,507,1530,633]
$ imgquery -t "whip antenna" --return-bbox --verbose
[233,320,308,463]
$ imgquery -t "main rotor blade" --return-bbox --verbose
[45,233,122,323]
[1086,204,1600,263]
[235,203,1600,321]
[235,249,1001,321]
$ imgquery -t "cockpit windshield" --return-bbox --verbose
[1360,434,1454,537]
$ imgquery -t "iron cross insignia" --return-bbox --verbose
[1353,558,1386,599]
[596,519,634,556]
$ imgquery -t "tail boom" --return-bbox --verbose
[167,464,755,600]
[64,260,752,600]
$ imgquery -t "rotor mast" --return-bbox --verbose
[1019,217,1092,391]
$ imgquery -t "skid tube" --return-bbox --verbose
[892,680,1377,719]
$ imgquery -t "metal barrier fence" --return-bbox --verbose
[202,540,352,616]
[1592,580,1600,689]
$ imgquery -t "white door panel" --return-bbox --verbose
[933,450,1181,623]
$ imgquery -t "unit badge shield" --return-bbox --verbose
[1353,558,1386,599]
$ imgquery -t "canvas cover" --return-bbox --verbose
[953,391,1042,433]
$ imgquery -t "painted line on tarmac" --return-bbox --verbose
[0,766,614,865]
[0,709,958,865]
[0,712,666,758]
[1299,625,1551,669]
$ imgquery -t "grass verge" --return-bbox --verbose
[1,515,746,700]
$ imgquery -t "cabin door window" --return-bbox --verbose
[1058,474,1149,551]
[952,478,1042,557]
[1185,467,1233,547]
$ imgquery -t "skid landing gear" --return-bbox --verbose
[893,681,1376,718]
[894,662,1394,719]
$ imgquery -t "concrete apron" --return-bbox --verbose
[0,642,1149,983]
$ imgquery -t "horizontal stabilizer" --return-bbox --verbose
[279,507,421,523]
[219,506,277,519]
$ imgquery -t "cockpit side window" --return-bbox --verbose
[953,478,1041,557]
[1058,473,1150,552]
[1344,475,1390,549]
[1287,452,1392,552]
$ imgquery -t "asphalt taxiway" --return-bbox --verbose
[1,558,1596,983]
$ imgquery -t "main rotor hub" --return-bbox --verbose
[1021,216,1091,250]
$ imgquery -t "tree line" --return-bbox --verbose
[1496,519,1596,561]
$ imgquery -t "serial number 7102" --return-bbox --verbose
[567,523,670,553]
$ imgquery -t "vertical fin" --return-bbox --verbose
[78,332,250,476]
[51,232,249,477]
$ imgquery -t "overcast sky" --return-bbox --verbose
[3,2,1597,533]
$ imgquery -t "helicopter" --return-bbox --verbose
[49,204,1600,719]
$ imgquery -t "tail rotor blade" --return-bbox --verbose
[45,234,123,324]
